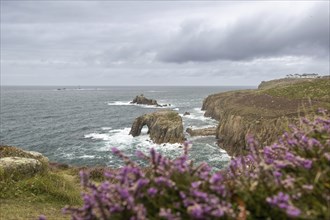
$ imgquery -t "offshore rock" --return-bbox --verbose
[186,127,216,137]
[129,110,185,144]
[131,94,161,106]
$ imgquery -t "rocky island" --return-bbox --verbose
[131,94,161,106]
[129,110,185,144]
[202,78,330,156]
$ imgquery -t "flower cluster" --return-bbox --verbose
[62,115,329,220]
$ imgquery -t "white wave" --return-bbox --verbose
[193,107,204,113]
[183,113,218,124]
[84,127,183,157]
[187,125,217,130]
[77,155,96,159]
[173,108,180,111]
[146,90,167,93]
[107,101,175,109]
[107,101,132,106]
[102,127,112,130]
[84,133,111,140]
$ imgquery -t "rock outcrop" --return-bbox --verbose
[131,94,161,106]
[202,78,330,156]
[129,110,185,144]
[186,127,217,136]
[0,146,49,180]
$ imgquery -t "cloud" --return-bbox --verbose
[157,3,329,63]
[1,1,329,86]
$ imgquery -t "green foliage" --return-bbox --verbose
[260,79,330,102]
[0,172,82,205]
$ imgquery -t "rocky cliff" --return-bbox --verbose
[129,110,185,144]
[202,78,330,156]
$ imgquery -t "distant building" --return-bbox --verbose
[286,73,319,78]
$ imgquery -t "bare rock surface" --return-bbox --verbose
[0,145,49,180]
[186,127,216,137]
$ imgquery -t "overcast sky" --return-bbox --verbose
[1,1,329,86]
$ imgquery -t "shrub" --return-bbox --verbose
[62,114,329,219]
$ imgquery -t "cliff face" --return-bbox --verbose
[202,78,330,156]
[129,110,185,144]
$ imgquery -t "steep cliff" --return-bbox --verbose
[202,78,330,156]
[129,110,185,144]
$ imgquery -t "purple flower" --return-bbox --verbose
[188,204,203,219]
[111,147,120,155]
[302,184,313,191]
[324,152,330,161]
[159,208,180,220]
[286,206,301,217]
[191,181,201,189]
[301,159,312,169]
[147,187,158,197]
[38,215,47,220]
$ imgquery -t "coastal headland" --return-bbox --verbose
[202,77,330,156]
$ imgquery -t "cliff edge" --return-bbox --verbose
[202,78,330,156]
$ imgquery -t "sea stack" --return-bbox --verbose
[129,110,185,144]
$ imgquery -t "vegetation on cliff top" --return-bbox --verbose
[259,78,330,103]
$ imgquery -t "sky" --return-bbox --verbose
[1,0,329,86]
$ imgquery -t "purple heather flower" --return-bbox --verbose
[191,190,208,201]
[147,187,158,197]
[136,178,149,190]
[155,177,175,187]
[159,208,180,220]
[188,203,203,219]
[111,147,120,155]
[38,215,47,220]
[79,170,89,187]
[191,181,201,189]
[301,159,312,169]
[286,206,301,217]
[135,150,146,159]
[324,152,330,161]
[179,191,186,199]
[209,173,223,184]
[118,188,130,199]
[281,176,295,189]
[302,184,314,191]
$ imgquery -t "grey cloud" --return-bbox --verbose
[157,4,329,63]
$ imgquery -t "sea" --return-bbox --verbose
[0,86,253,170]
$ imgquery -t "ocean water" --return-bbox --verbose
[0,86,252,169]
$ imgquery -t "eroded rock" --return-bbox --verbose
[129,110,185,144]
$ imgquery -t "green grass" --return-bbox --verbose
[260,79,330,102]
[0,169,82,219]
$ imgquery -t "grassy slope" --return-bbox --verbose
[259,78,330,102]
[0,166,82,220]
